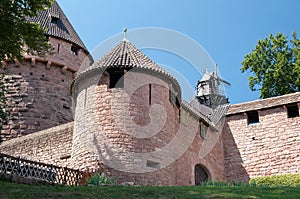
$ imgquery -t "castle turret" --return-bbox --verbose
[0,1,93,142]
[71,36,182,185]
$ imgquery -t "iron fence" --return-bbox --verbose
[0,153,84,186]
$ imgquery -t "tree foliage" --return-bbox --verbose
[241,32,300,98]
[0,0,53,140]
[0,0,53,61]
[0,71,10,142]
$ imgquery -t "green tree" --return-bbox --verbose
[0,0,53,61]
[0,0,53,140]
[241,32,300,98]
[0,71,10,142]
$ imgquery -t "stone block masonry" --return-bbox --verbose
[0,36,93,142]
[71,68,225,185]
[0,60,74,141]
[223,92,300,183]
[0,122,74,168]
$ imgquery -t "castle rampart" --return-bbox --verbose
[223,92,300,183]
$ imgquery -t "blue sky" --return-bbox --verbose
[57,0,300,104]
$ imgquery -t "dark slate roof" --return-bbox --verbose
[26,1,88,51]
[82,39,167,74]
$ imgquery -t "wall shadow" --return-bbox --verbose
[222,119,250,183]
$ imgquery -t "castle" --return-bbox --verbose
[0,2,299,185]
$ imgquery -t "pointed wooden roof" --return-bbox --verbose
[26,1,88,51]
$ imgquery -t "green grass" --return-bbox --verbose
[0,180,300,199]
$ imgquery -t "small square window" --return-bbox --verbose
[247,110,259,125]
[180,108,189,126]
[71,45,79,56]
[287,103,299,118]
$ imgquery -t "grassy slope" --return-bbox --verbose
[0,180,300,199]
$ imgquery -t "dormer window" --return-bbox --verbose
[108,68,124,88]
[50,16,59,25]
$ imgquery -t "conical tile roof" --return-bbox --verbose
[26,1,88,51]
[74,39,181,101]
[82,40,167,75]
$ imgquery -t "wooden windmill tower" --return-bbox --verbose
[196,65,230,109]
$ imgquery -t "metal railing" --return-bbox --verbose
[0,153,84,186]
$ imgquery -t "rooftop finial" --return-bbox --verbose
[123,27,128,41]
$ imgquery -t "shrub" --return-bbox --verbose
[249,174,300,187]
[87,173,117,186]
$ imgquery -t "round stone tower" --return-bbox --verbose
[0,1,93,142]
[71,38,183,185]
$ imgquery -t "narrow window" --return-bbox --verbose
[57,43,60,53]
[84,88,87,110]
[287,103,299,118]
[200,122,208,139]
[247,110,259,124]
[60,155,71,160]
[169,85,180,108]
[108,69,124,88]
[149,84,152,105]
[169,89,176,105]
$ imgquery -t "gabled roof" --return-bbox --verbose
[26,1,88,51]
[82,40,167,75]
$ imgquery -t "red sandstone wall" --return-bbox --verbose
[0,122,74,167]
[72,71,180,185]
[223,104,300,183]
[0,37,93,141]
[72,69,225,185]
[1,61,74,141]
[47,37,92,72]
[175,111,225,185]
